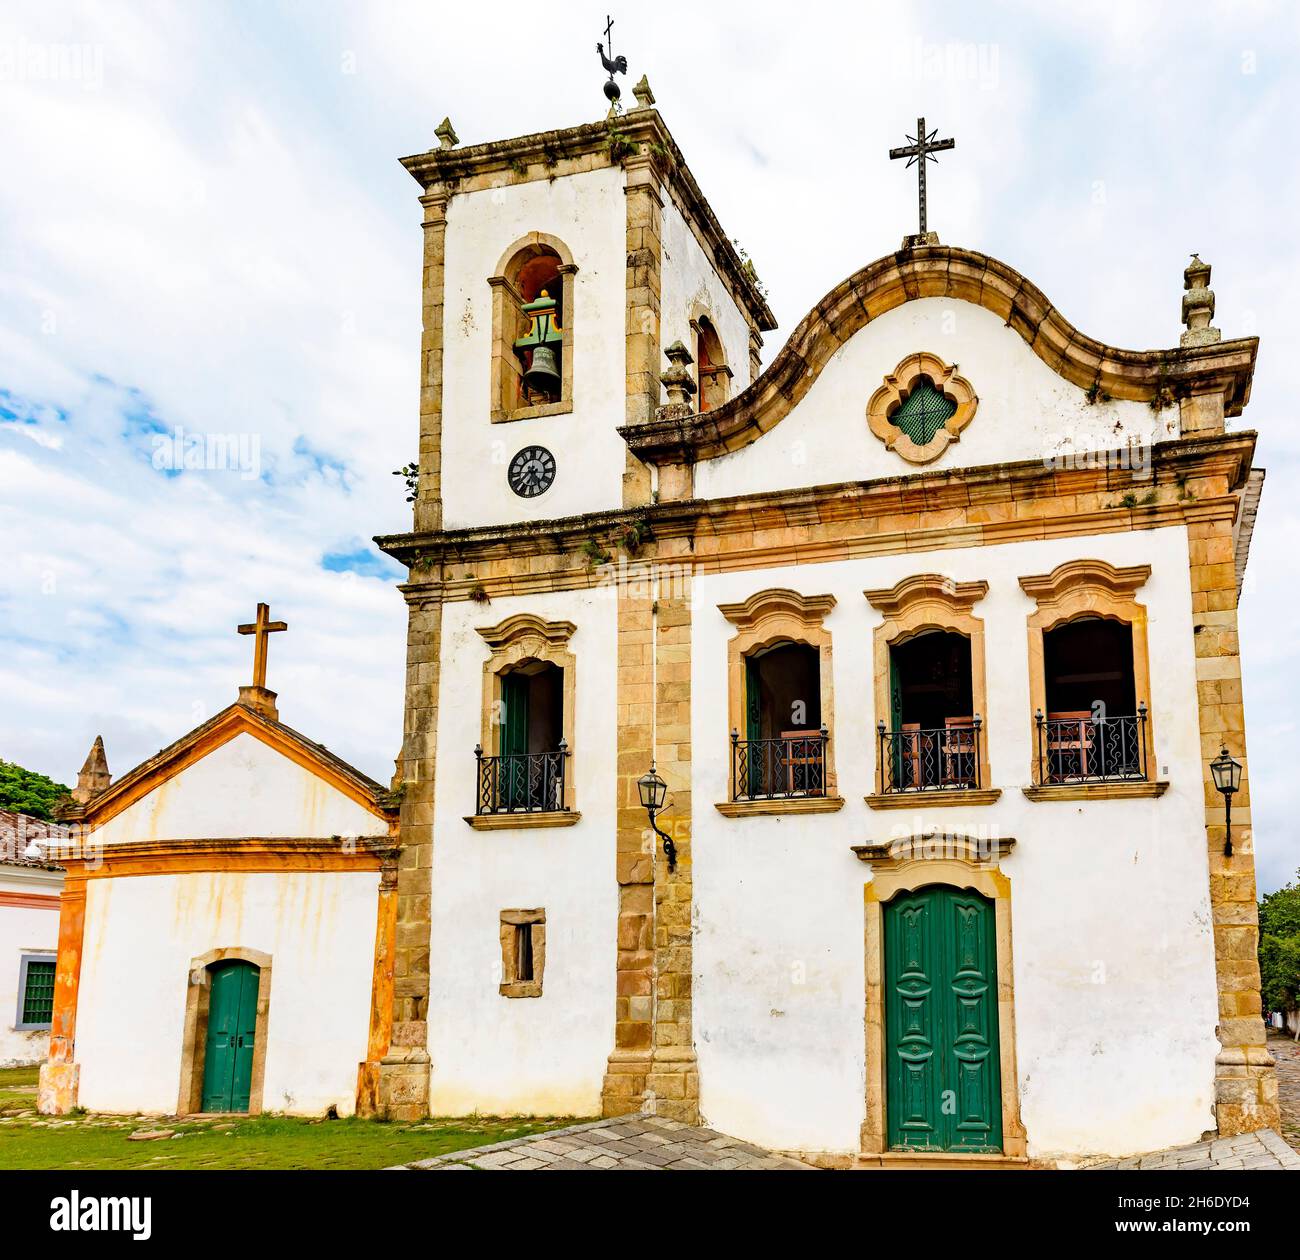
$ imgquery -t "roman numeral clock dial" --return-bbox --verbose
[507,445,556,498]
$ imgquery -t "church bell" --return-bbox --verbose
[522,344,561,395]
[514,289,563,399]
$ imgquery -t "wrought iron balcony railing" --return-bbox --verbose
[730,728,829,801]
[474,742,568,814]
[877,718,982,793]
[1034,705,1148,785]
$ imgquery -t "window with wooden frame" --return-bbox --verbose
[16,953,56,1030]
[499,909,545,998]
[489,233,577,423]
[1019,560,1162,797]
[716,589,842,813]
[863,575,997,806]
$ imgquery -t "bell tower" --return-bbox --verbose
[394,95,775,537]
[371,94,774,1122]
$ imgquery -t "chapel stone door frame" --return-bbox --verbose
[856,836,1027,1160]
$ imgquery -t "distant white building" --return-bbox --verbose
[0,810,64,1067]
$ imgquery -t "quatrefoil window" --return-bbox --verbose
[868,353,977,464]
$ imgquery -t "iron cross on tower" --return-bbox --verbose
[889,117,955,237]
[238,601,287,690]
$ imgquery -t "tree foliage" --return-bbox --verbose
[0,758,71,822]
[1259,870,1300,1013]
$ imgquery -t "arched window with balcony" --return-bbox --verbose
[864,575,993,803]
[717,589,840,812]
[1019,560,1159,793]
[489,234,577,422]
[470,614,578,824]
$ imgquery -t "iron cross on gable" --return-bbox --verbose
[889,116,955,238]
[238,602,287,690]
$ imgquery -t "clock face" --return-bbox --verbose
[507,445,556,498]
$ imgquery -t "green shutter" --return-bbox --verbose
[745,656,762,796]
[888,647,904,787]
[501,673,530,756]
[21,960,55,1025]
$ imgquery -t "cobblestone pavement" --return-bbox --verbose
[1085,1129,1300,1171]
[1268,1029,1300,1154]
[391,1115,816,1170]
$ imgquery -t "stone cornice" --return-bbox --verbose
[863,574,989,619]
[400,110,775,334]
[851,832,1016,868]
[1018,558,1152,606]
[375,432,1256,587]
[53,836,398,878]
[717,588,836,632]
[475,613,577,652]
[618,245,1258,464]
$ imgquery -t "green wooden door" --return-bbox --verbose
[201,961,260,1112]
[884,886,1001,1152]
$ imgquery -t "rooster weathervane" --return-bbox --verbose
[597,15,627,105]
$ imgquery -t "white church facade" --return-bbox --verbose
[39,95,1277,1165]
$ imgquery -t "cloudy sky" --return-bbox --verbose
[1,1,1297,889]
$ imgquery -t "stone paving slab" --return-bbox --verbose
[1084,1129,1300,1171]
[1267,1030,1300,1154]
[391,1115,816,1171]
[391,1114,1300,1172]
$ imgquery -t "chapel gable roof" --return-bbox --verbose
[55,702,397,830]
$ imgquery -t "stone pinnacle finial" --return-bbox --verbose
[657,340,698,419]
[72,735,111,803]
[434,117,459,151]
[631,75,655,110]
[1181,253,1221,347]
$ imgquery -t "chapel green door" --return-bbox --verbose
[201,960,260,1113]
[884,886,1002,1152]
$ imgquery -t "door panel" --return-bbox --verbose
[201,961,260,1113]
[884,886,1001,1152]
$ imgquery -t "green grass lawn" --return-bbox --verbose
[0,1066,586,1170]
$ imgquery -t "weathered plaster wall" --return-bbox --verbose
[90,733,387,844]
[439,167,628,530]
[691,525,1219,1159]
[694,298,1175,501]
[75,869,377,1115]
[659,197,752,391]
[0,869,61,1066]
[427,587,617,1115]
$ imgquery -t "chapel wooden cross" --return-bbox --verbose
[238,602,287,690]
[889,116,955,237]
